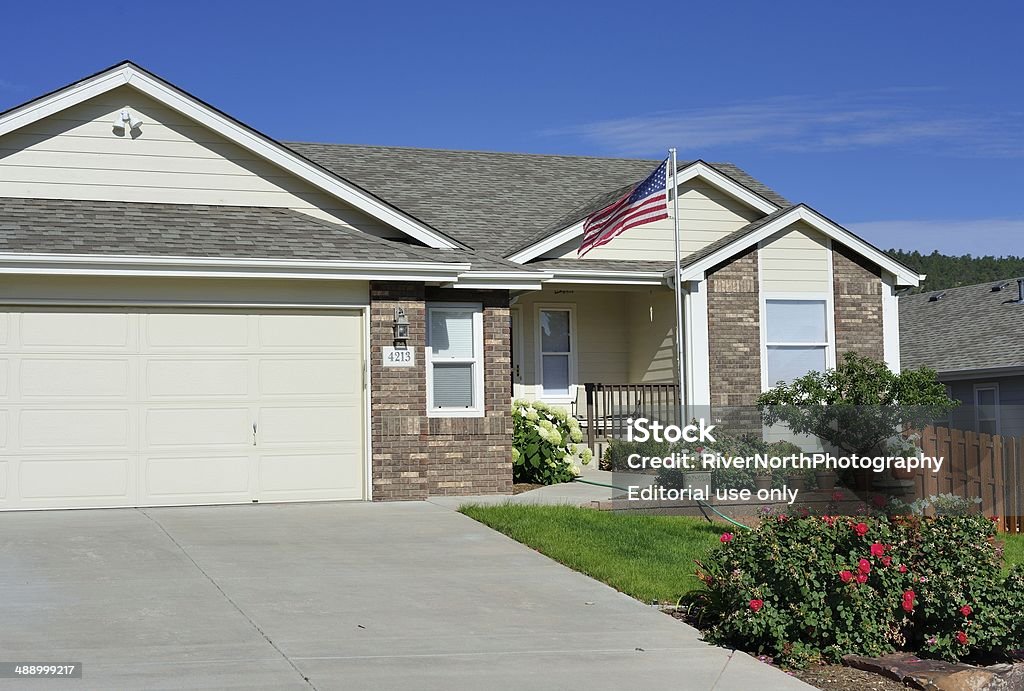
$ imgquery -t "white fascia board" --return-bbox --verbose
[0,252,469,282]
[505,161,780,264]
[0,64,461,250]
[446,271,552,290]
[543,269,667,286]
[936,366,1024,381]
[673,206,921,287]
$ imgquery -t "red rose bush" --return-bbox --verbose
[689,514,1024,668]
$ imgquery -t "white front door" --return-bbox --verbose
[0,308,366,510]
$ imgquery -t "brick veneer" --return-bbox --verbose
[369,282,512,501]
[832,244,884,361]
[707,246,762,410]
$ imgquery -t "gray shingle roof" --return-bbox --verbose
[899,280,1024,373]
[286,142,789,255]
[0,197,452,264]
[412,247,543,273]
[526,258,674,273]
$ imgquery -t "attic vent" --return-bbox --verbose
[991,282,1011,292]
[928,292,945,302]
[1018,278,1024,304]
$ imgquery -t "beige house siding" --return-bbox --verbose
[539,179,763,261]
[0,86,395,237]
[627,290,677,383]
[759,222,831,294]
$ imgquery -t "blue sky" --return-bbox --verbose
[1,1,1021,256]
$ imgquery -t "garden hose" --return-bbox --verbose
[570,477,751,531]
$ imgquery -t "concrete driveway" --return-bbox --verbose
[0,501,811,690]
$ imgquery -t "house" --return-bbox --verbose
[0,62,921,510]
[900,279,1024,438]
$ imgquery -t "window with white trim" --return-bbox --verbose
[426,303,484,417]
[538,307,574,399]
[764,299,830,386]
[974,384,1000,435]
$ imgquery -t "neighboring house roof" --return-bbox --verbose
[287,142,789,255]
[900,280,1024,374]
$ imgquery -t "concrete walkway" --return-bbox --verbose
[426,466,637,509]
[0,501,812,690]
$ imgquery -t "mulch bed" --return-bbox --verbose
[512,483,544,495]
[789,664,912,691]
[663,609,913,690]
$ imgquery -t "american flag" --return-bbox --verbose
[578,160,668,256]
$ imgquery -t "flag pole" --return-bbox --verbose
[669,148,686,428]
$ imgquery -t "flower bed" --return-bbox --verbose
[687,513,1024,668]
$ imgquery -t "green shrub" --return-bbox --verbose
[601,437,672,472]
[512,399,592,485]
[652,430,781,490]
[689,513,1024,667]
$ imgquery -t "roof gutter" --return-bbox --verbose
[0,253,471,282]
[931,365,1024,381]
[542,268,669,286]
[445,270,553,291]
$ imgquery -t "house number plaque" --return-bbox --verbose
[382,346,415,367]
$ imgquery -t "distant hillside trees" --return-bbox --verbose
[886,249,1024,293]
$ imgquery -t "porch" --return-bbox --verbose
[509,283,684,448]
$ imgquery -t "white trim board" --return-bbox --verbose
[881,271,901,373]
[673,205,922,287]
[505,161,781,264]
[0,252,471,282]
[0,62,462,250]
[541,268,668,286]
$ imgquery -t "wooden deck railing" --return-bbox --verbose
[583,382,680,451]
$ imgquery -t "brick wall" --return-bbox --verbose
[369,282,512,501]
[707,246,761,410]
[832,244,884,361]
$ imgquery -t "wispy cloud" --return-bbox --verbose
[848,218,1024,256]
[550,90,1024,158]
[0,78,23,92]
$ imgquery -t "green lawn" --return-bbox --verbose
[1003,532,1024,572]
[459,504,723,602]
[460,504,1024,603]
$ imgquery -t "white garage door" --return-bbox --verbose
[0,308,366,510]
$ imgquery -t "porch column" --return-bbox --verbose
[684,278,712,413]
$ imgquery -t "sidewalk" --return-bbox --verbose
[426,465,642,510]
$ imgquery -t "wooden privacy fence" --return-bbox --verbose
[914,425,1024,534]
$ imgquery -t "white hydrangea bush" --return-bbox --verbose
[512,399,592,484]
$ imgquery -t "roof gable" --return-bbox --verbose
[504,161,783,263]
[675,205,922,287]
[0,62,463,249]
